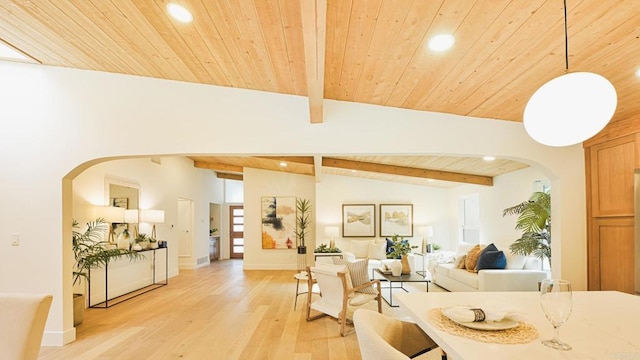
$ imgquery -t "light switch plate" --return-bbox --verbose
[11,233,19,246]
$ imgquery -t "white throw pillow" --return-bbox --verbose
[454,242,476,258]
[351,240,370,258]
[523,257,541,270]
[367,241,386,260]
[505,253,527,270]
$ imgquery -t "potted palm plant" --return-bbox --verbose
[503,191,551,269]
[72,218,142,325]
[295,198,311,255]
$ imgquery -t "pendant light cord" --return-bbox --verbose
[563,0,569,71]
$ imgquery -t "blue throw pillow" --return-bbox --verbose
[477,250,507,270]
[385,238,394,255]
[480,243,498,255]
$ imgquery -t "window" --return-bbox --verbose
[460,194,480,244]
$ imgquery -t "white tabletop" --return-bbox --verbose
[396,291,640,360]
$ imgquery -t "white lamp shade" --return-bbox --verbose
[95,206,125,223]
[524,72,617,147]
[324,226,340,238]
[141,209,165,223]
[417,225,434,237]
[124,209,139,223]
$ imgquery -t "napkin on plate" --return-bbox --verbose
[442,305,524,323]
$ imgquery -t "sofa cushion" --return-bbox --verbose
[435,262,454,277]
[477,249,507,270]
[454,255,466,269]
[455,242,476,257]
[448,268,479,289]
[464,245,484,272]
[523,257,542,270]
[505,253,527,269]
[351,240,370,258]
[332,258,377,294]
[367,241,386,260]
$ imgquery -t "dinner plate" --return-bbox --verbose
[454,318,519,331]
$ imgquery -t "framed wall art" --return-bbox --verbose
[261,196,297,249]
[342,204,376,237]
[380,204,413,237]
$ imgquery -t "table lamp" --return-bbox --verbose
[324,226,340,249]
[141,209,165,240]
[94,206,125,244]
[416,225,434,253]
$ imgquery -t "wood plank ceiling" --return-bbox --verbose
[1,1,638,186]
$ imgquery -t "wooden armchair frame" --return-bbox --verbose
[305,265,382,336]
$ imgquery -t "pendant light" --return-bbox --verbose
[523,0,617,147]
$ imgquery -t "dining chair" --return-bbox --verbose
[306,264,382,336]
[0,293,53,360]
[354,309,445,360]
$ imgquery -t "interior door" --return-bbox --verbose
[178,198,193,259]
[230,205,244,259]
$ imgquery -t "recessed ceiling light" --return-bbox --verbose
[280,162,287,167]
[351,170,357,173]
[427,179,435,182]
[483,156,496,161]
[427,34,455,52]
[636,68,640,78]
[167,3,193,23]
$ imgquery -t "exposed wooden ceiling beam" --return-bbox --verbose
[216,173,243,181]
[322,157,493,186]
[256,156,315,165]
[300,0,326,124]
[193,161,243,173]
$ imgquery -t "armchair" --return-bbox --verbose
[0,293,53,360]
[354,309,443,360]
[306,263,382,336]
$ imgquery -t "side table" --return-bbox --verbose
[293,271,319,310]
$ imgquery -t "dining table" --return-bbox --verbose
[395,291,640,360]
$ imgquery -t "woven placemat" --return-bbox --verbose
[427,308,539,344]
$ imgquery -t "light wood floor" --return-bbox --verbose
[40,260,443,360]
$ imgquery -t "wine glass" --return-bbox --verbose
[539,279,573,350]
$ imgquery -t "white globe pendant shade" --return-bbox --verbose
[523,72,617,147]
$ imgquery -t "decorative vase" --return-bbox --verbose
[390,259,402,276]
[401,255,411,274]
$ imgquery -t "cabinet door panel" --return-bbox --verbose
[592,217,635,293]
[590,135,635,217]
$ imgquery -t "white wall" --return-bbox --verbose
[243,168,315,269]
[447,167,550,252]
[315,174,449,250]
[0,60,586,345]
[73,157,224,276]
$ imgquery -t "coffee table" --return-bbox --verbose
[374,268,430,307]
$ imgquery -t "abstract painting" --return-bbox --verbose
[380,204,413,237]
[342,204,376,237]
[261,196,297,249]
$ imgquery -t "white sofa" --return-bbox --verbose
[428,248,548,292]
[316,238,417,277]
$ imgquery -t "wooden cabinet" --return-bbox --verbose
[589,217,635,293]
[585,128,639,293]
[589,135,636,217]
[209,236,220,261]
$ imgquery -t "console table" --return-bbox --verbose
[89,247,168,308]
